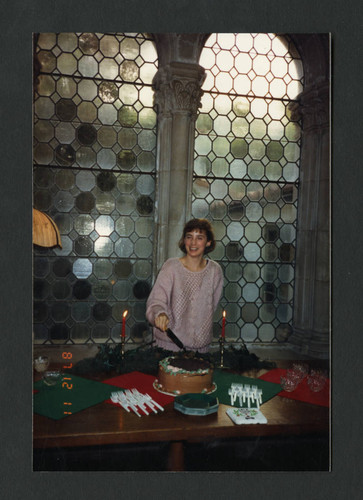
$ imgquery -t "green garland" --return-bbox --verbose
[70,341,276,376]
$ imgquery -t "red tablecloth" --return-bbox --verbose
[103,371,174,408]
[259,368,330,407]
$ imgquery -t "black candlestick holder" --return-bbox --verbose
[121,337,125,359]
[218,337,229,369]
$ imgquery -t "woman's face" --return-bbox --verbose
[183,229,211,257]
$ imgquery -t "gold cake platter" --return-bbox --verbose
[152,379,217,397]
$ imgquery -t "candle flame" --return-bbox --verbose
[223,310,226,318]
[123,310,128,318]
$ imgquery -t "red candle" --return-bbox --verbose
[222,310,226,338]
[122,310,128,339]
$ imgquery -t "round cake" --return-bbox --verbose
[155,356,214,395]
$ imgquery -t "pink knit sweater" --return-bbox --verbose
[146,258,224,352]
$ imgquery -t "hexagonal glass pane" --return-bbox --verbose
[34,143,53,164]
[244,263,260,282]
[211,158,228,177]
[134,238,152,258]
[226,221,244,241]
[116,194,136,214]
[94,259,113,279]
[139,108,156,128]
[244,243,260,261]
[245,223,261,242]
[196,114,213,134]
[99,81,118,103]
[259,324,274,341]
[73,258,92,279]
[79,33,99,55]
[210,179,228,199]
[195,135,212,156]
[115,238,133,258]
[95,215,114,236]
[116,216,134,236]
[113,280,132,300]
[134,260,151,279]
[193,179,209,198]
[278,264,294,283]
[117,173,136,193]
[245,202,262,221]
[192,199,209,218]
[120,60,138,82]
[213,136,230,157]
[98,103,118,125]
[210,200,227,219]
[97,149,116,169]
[78,79,98,100]
[94,237,113,257]
[228,201,244,220]
[242,303,258,322]
[263,203,280,222]
[231,138,248,158]
[95,192,115,214]
[37,75,56,96]
[98,126,117,147]
[78,55,98,78]
[57,53,77,75]
[100,35,119,57]
[280,224,295,243]
[37,50,56,73]
[74,215,94,235]
[138,130,156,151]
[225,263,243,282]
[225,282,241,301]
[135,217,153,237]
[242,283,259,301]
[241,324,257,342]
[248,183,264,202]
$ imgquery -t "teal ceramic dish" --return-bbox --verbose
[43,370,62,387]
[174,393,219,416]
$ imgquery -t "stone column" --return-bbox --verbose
[289,78,330,358]
[152,62,205,274]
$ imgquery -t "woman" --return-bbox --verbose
[146,218,223,352]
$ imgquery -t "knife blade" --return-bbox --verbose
[166,328,186,351]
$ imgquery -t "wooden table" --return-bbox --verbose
[33,362,330,471]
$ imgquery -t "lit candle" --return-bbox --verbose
[222,310,226,338]
[122,310,128,339]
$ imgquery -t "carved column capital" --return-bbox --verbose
[289,78,330,130]
[152,62,206,119]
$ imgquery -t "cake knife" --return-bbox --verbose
[166,328,187,352]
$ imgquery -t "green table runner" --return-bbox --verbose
[33,374,120,420]
[213,369,281,407]
[34,371,282,419]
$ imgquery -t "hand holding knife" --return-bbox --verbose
[166,328,187,353]
[155,313,187,352]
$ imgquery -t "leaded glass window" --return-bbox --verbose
[33,33,158,345]
[194,33,303,344]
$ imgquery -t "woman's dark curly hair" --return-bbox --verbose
[178,218,216,254]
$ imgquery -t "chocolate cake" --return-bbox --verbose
[154,356,214,395]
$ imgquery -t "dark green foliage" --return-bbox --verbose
[70,342,276,376]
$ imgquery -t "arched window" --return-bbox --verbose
[194,33,303,345]
[33,33,158,345]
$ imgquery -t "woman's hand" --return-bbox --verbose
[155,313,169,332]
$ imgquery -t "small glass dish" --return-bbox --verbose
[286,368,304,384]
[307,371,327,392]
[34,356,49,373]
[292,362,309,379]
[280,375,299,392]
[43,370,62,386]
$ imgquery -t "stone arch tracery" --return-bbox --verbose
[151,33,330,357]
